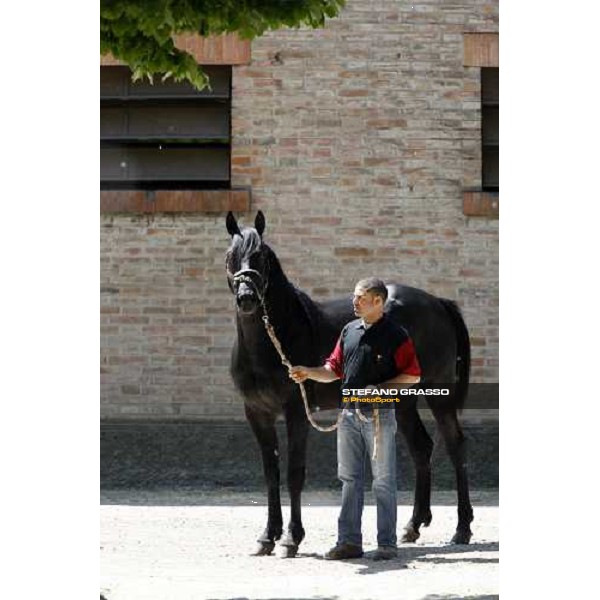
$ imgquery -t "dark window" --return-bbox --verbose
[100,66,231,190]
[481,67,499,191]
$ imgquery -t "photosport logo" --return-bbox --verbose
[337,383,499,411]
[339,386,451,408]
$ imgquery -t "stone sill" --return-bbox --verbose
[101,33,251,66]
[100,189,251,214]
[463,191,499,218]
[463,33,499,67]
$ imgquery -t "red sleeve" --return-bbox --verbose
[325,337,344,378]
[394,338,421,376]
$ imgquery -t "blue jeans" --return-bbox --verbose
[336,408,398,548]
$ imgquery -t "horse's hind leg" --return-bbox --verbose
[397,400,434,543]
[278,401,310,558]
[431,404,474,544]
[245,405,283,555]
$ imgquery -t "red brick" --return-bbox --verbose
[334,248,373,258]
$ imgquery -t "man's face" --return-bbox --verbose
[352,285,382,320]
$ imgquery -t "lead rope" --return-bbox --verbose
[260,310,342,432]
[259,298,379,459]
[373,408,380,460]
[355,406,380,460]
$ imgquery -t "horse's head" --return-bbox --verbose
[225,211,270,315]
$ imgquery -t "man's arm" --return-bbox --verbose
[289,364,339,384]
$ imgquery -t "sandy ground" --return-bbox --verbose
[100,491,498,600]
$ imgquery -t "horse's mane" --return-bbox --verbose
[227,227,262,262]
[263,244,326,355]
[294,286,324,334]
[239,228,262,256]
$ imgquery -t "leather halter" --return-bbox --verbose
[226,263,270,305]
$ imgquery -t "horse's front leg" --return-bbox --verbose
[245,405,283,555]
[278,399,310,558]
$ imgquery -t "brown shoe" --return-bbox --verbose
[371,546,398,561]
[323,543,364,560]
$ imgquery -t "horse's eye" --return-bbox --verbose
[250,253,264,269]
[226,254,238,274]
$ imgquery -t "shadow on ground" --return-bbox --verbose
[200,593,499,600]
[101,419,498,491]
[333,542,500,575]
[419,596,498,600]
[100,488,498,507]
[204,597,341,600]
[289,542,499,573]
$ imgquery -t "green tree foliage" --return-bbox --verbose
[101,0,345,89]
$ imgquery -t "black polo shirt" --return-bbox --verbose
[325,314,421,390]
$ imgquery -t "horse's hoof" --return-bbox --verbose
[251,541,275,556]
[450,530,472,545]
[277,543,299,558]
[401,526,420,543]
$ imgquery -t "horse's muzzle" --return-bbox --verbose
[237,292,258,314]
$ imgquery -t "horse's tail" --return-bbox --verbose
[439,298,471,412]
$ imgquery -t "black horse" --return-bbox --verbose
[225,211,473,557]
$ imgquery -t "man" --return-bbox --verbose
[289,277,421,561]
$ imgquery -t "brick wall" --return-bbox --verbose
[101,0,499,420]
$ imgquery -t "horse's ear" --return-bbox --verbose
[255,211,266,237]
[226,211,242,237]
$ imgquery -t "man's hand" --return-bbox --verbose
[289,365,340,384]
[289,366,310,383]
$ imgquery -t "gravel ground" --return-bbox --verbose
[100,490,498,600]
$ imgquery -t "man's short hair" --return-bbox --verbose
[355,277,388,302]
